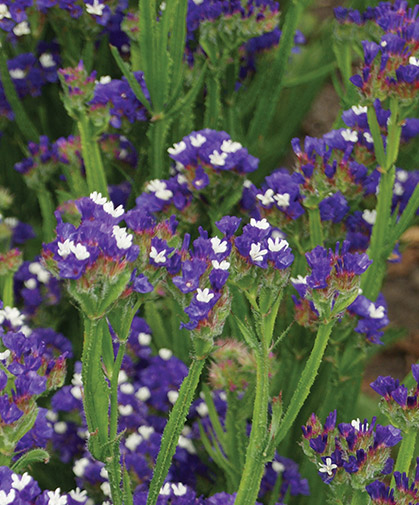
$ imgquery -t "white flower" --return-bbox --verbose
[13,21,30,36]
[39,53,56,68]
[167,141,186,155]
[209,150,228,166]
[0,307,25,327]
[9,68,26,79]
[178,435,196,454]
[70,243,90,261]
[100,467,109,479]
[120,383,134,394]
[70,387,82,400]
[368,303,385,319]
[99,75,112,84]
[318,457,337,476]
[150,246,167,264]
[272,461,285,473]
[394,182,404,196]
[0,489,15,505]
[196,402,209,417]
[146,179,173,201]
[351,418,369,431]
[103,200,124,218]
[11,472,32,491]
[24,278,37,289]
[210,236,228,254]
[54,421,68,434]
[138,425,154,440]
[0,4,11,19]
[291,275,307,285]
[112,226,133,250]
[362,209,377,225]
[341,129,358,143]
[243,179,253,188]
[46,410,58,422]
[69,488,87,503]
[363,132,373,143]
[274,193,290,208]
[396,170,408,182]
[86,0,105,16]
[4,217,17,228]
[267,237,289,252]
[351,105,367,115]
[118,371,128,384]
[138,332,151,346]
[159,348,173,360]
[90,191,107,205]
[256,189,275,206]
[250,218,270,230]
[249,243,268,263]
[71,372,83,387]
[58,239,74,258]
[190,133,206,147]
[380,40,387,47]
[167,390,179,404]
[118,404,133,416]
[159,483,171,496]
[211,260,230,270]
[221,139,242,153]
[136,386,151,402]
[409,56,419,67]
[28,262,42,274]
[46,488,68,505]
[125,432,143,451]
[73,458,90,478]
[100,482,111,497]
[192,0,203,4]
[172,483,187,496]
[0,350,10,360]
[196,288,215,303]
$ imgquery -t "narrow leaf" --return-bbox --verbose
[11,449,49,472]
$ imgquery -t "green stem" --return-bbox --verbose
[37,188,56,243]
[146,357,206,505]
[391,429,417,487]
[204,71,221,129]
[77,115,108,198]
[275,320,335,446]
[1,274,13,307]
[308,207,324,249]
[350,489,367,505]
[109,341,127,442]
[234,341,270,505]
[0,43,39,142]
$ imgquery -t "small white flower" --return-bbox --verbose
[318,457,337,476]
[272,461,285,473]
[397,170,408,182]
[172,483,187,496]
[39,53,56,68]
[4,217,18,228]
[380,40,387,47]
[256,189,275,206]
[177,174,187,185]
[167,141,186,155]
[73,458,89,478]
[351,418,369,431]
[267,237,289,253]
[28,262,42,275]
[0,307,25,327]
[351,105,367,115]
[135,386,151,402]
[210,236,228,254]
[178,435,196,454]
[159,483,171,496]
[112,226,133,250]
[274,193,290,208]
[70,387,82,400]
[37,267,50,283]
[86,0,105,16]
[196,402,209,417]
[362,209,377,225]
[90,191,107,205]
[409,56,419,67]
[58,239,74,259]
[211,260,230,270]
[0,4,11,19]
[150,246,167,264]
[159,348,173,360]
[243,179,253,188]
[249,243,268,263]
[138,425,154,440]
[118,371,128,384]
[11,472,32,491]
[220,139,242,153]
[9,68,26,79]
[167,390,179,404]
[209,150,228,166]
[394,182,404,196]
[120,382,134,395]
[0,350,10,360]
[250,218,270,230]
[341,129,358,143]
[196,288,214,303]
[118,404,134,416]
[46,410,58,422]
[103,201,124,218]
[363,132,373,143]
[71,372,83,387]
[54,421,68,434]
[70,243,90,261]
[192,0,204,4]
[100,482,111,497]
[291,275,307,285]
[24,278,37,290]
[13,21,30,37]
[47,488,68,505]
[69,488,87,503]
[99,75,112,84]
[125,432,143,451]
[368,303,385,319]
[0,489,15,505]
[138,332,151,346]
[190,133,206,147]
[146,179,173,201]
[100,468,109,479]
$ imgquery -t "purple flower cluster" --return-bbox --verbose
[370,364,419,430]
[43,192,138,281]
[347,293,389,344]
[301,410,401,489]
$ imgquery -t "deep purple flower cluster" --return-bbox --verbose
[89,72,149,128]
[301,410,401,488]
[347,293,389,344]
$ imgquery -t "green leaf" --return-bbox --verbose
[144,301,171,350]
[11,449,49,472]
[123,466,134,505]
[232,315,259,351]
[138,0,157,108]
[167,0,188,99]
[202,384,227,449]
[367,105,386,168]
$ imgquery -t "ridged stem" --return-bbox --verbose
[308,207,324,249]
[391,429,417,488]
